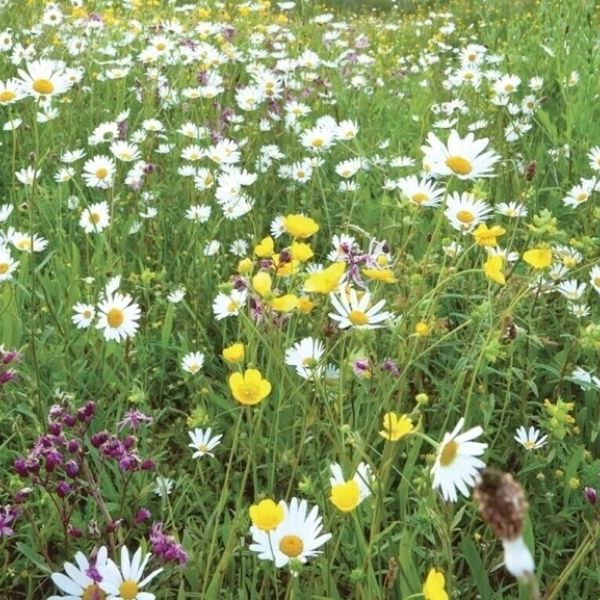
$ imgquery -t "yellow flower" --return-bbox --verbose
[304,262,346,294]
[252,272,272,298]
[330,480,361,512]
[283,214,319,238]
[363,268,396,283]
[254,236,274,258]
[472,224,506,247]
[523,247,552,269]
[229,369,271,406]
[249,499,283,531]
[297,296,315,314]
[379,412,414,441]
[483,255,505,285]
[271,294,298,312]
[423,568,449,600]
[273,254,299,277]
[223,342,245,364]
[290,241,314,262]
[237,258,253,274]
[414,321,430,337]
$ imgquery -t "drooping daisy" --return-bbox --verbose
[80,201,110,233]
[249,498,332,572]
[0,204,13,223]
[444,192,492,233]
[397,175,445,208]
[0,78,25,105]
[514,426,548,451]
[422,130,500,180]
[430,418,488,502]
[18,59,73,99]
[98,546,162,600]
[556,279,586,301]
[496,202,528,218]
[82,155,116,189]
[49,546,108,600]
[181,351,205,374]
[10,230,48,253]
[187,428,222,459]
[589,266,600,294]
[96,293,141,342]
[72,303,95,329]
[329,286,393,330]
[329,462,373,512]
[285,337,325,380]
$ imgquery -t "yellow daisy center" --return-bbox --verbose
[155,42,166,51]
[456,210,475,224]
[523,440,536,450]
[348,310,369,326]
[32,78,55,95]
[463,71,474,80]
[439,440,459,467]
[411,192,429,204]
[311,138,324,148]
[0,90,16,103]
[106,308,124,328]
[445,156,473,176]
[81,583,106,600]
[504,83,515,92]
[279,534,304,558]
[467,53,476,61]
[0,263,9,274]
[594,277,600,287]
[575,192,588,202]
[95,168,108,180]
[226,300,239,313]
[82,584,106,600]
[17,239,32,250]
[196,443,208,452]
[82,309,92,319]
[90,212,101,224]
[118,580,139,600]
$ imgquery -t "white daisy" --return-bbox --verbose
[0,245,18,282]
[181,351,205,374]
[187,427,222,458]
[71,303,95,329]
[49,546,108,600]
[0,204,13,223]
[431,418,487,502]
[589,266,600,294]
[514,426,548,450]
[98,546,162,600]
[421,130,500,180]
[96,293,141,343]
[82,155,116,189]
[249,498,332,572]
[329,286,393,330]
[17,58,73,99]
[153,476,174,497]
[212,289,247,320]
[397,175,445,208]
[285,337,325,380]
[80,201,110,233]
[444,192,492,233]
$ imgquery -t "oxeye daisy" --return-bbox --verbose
[248,498,332,573]
[187,428,222,458]
[329,462,373,513]
[98,546,163,600]
[0,78,25,105]
[430,418,487,502]
[328,286,393,330]
[96,293,141,343]
[80,201,110,233]
[589,265,600,294]
[444,192,492,233]
[72,303,95,329]
[285,337,325,380]
[212,289,247,320]
[421,130,500,180]
[397,175,445,208]
[49,546,108,600]
[181,351,205,374]
[0,246,18,282]
[82,155,116,189]
[18,59,73,99]
[514,426,548,450]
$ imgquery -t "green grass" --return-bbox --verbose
[0,0,600,598]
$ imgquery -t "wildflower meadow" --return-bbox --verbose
[1,0,600,598]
